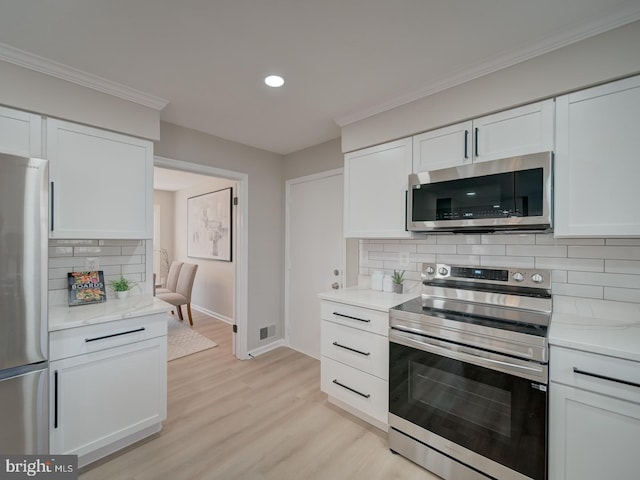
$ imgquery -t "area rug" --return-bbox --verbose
[167,316,218,361]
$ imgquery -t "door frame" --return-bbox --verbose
[284,168,343,349]
[154,155,249,360]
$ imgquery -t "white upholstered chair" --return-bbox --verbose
[155,261,183,296]
[157,263,199,325]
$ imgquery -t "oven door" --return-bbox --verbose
[389,330,547,480]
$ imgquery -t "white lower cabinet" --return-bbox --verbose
[320,300,389,430]
[49,314,167,467]
[549,346,640,480]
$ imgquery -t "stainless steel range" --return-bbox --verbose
[389,263,552,480]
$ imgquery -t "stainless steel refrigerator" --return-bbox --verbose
[0,152,49,454]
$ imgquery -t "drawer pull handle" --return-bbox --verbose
[85,327,146,343]
[332,379,371,399]
[333,312,370,323]
[332,341,370,357]
[573,367,640,389]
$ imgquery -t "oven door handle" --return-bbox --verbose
[390,328,547,383]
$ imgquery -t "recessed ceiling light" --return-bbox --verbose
[264,75,284,88]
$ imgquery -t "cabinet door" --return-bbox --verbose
[50,337,167,460]
[549,382,640,480]
[0,106,42,157]
[473,99,554,163]
[47,119,153,239]
[555,75,640,236]
[344,137,413,238]
[412,121,472,172]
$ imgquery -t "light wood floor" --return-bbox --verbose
[79,311,435,480]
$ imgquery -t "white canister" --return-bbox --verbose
[383,275,394,292]
[371,271,384,291]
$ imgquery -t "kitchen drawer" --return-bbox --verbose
[550,346,640,404]
[321,356,388,425]
[321,320,388,380]
[321,301,388,336]
[50,314,167,361]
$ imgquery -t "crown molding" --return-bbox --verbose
[0,42,169,111]
[335,7,640,127]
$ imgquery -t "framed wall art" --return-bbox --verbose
[187,187,232,261]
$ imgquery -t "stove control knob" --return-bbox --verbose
[438,267,449,276]
[512,272,525,282]
[425,266,435,275]
[532,273,544,284]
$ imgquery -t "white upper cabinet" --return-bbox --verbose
[413,99,555,172]
[344,137,413,238]
[0,106,42,157]
[555,75,640,237]
[47,119,153,239]
[412,121,472,171]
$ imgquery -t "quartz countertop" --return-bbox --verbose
[549,297,640,362]
[318,286,419,312]
[49,295,172,332]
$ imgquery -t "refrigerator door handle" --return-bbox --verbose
[54,370,59,429]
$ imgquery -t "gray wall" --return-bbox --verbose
[155,121,284,351]
[342,20,640,152]
[283,138,342,180]
[0,60,160,140]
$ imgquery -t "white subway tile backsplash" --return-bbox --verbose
[605,260,640,274]
[605,238,640,246]
[437,234,481,245]
[457,244,506,256]
[436,254,481,265]
[568,246,640,260]
[552,283,604,299]
[568,271,640,289]
[535,257,604,272]
[49,246,73,257]
[74,246,121,256]
[417,244,457,254]
[604,287,640,303]
[507,245,567,258]
[480,256,535,269]
[383,243,417,253]
[99,239,144,246]
[535,235,604,246]
[47,239,147,303]
[358,234,640,307]
[482,234,535,245]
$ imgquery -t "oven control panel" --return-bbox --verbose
[422,263,551,289]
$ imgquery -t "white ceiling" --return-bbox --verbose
[1,1,639,155]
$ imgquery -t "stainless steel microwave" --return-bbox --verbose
[407,152,553,233]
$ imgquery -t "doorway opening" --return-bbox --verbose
[153,156,248,360]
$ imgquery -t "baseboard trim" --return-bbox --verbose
[248,339,286,358]
[191,304,233,324]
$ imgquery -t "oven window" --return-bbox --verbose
[390,341,546,480]
[410,362,512,438]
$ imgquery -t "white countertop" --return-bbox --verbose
[318,286,419,312]
[49,294,172,331]
[550,297,640,362]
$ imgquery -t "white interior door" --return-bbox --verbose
[286,170,343,359]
